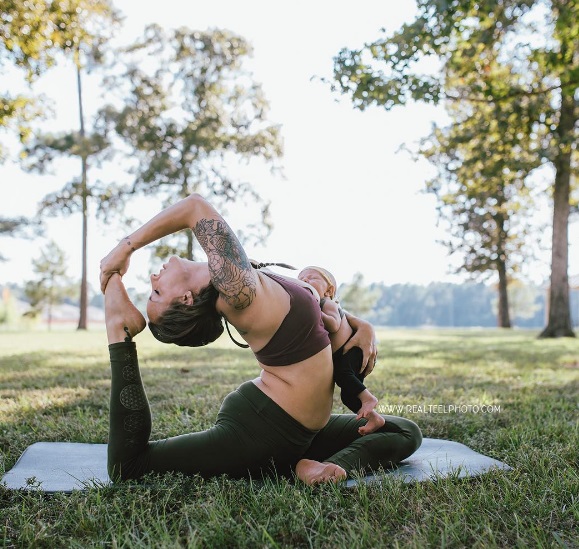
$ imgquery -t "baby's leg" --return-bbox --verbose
[358,410,386,436]
[357,389,385,436]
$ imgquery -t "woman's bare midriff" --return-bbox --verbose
[251,346,334,430]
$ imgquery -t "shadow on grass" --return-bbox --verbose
[1,330,578,548]
[383,335,578,369]
[2,331,577,459]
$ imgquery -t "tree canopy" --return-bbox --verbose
[101,24,283,260]
[332,0,578,336]
[0,0,120,147]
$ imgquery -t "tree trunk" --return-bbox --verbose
[539,87,576,338]
[78,160,88,330]
[76,61,88,330]
[495,210,511,328]
[497,260,511,328]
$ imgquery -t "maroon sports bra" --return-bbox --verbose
[253,272,330,367]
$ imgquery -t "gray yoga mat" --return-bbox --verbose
[2,438,511,493]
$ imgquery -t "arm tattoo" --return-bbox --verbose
[195,218,256,309]
[123,237,136,253]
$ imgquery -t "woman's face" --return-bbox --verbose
[146,256,210,322]
[298,268,330,299]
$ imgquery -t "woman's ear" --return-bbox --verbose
[182,291,194,305]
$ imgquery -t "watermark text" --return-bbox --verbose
[379,404,501,414]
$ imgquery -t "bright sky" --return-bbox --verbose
[1,0,574,296]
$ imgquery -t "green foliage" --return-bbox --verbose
[23,240,76,328]
[22,129,127,222]
[503,279,542,320]
[366,280,553,328]
[0,0,121,155]
[15,0,125,222]
[332,0,577,110]
[418,90,543,326]
[6,1,123,330]
[338,272,380,317]
[101,24,283,259]
[0,0,119,74]
[332,0,578,336]
[0,94,45,159]
[0,216,41,261]
[0,329,577,547]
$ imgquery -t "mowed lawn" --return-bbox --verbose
[1,328,577,548]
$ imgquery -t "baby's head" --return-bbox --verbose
[298,266,337,300]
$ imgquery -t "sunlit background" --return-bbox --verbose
[1,0,576,323]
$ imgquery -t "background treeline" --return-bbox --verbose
[365,282,553,328]
[337,277,579,329]
[4,278,579,330]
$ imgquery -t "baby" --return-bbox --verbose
[298,266,385,435]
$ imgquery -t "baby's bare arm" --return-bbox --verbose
[321,300,342,333]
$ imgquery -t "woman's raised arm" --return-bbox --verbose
[194,216,256,310]
[99,194,256,310]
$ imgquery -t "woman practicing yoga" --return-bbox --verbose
[100,193,422,484]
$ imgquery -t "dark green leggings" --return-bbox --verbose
[108,341,422,481]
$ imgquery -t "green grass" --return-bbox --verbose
[1,328,578,548]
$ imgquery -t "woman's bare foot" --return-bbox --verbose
[105,273,146,344]
[358,410,386,436]
[295,459,347,485]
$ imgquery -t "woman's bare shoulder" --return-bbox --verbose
[216,270,290,334]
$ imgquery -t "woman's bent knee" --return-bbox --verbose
[405,418,423,453]
[382,415,422,460]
